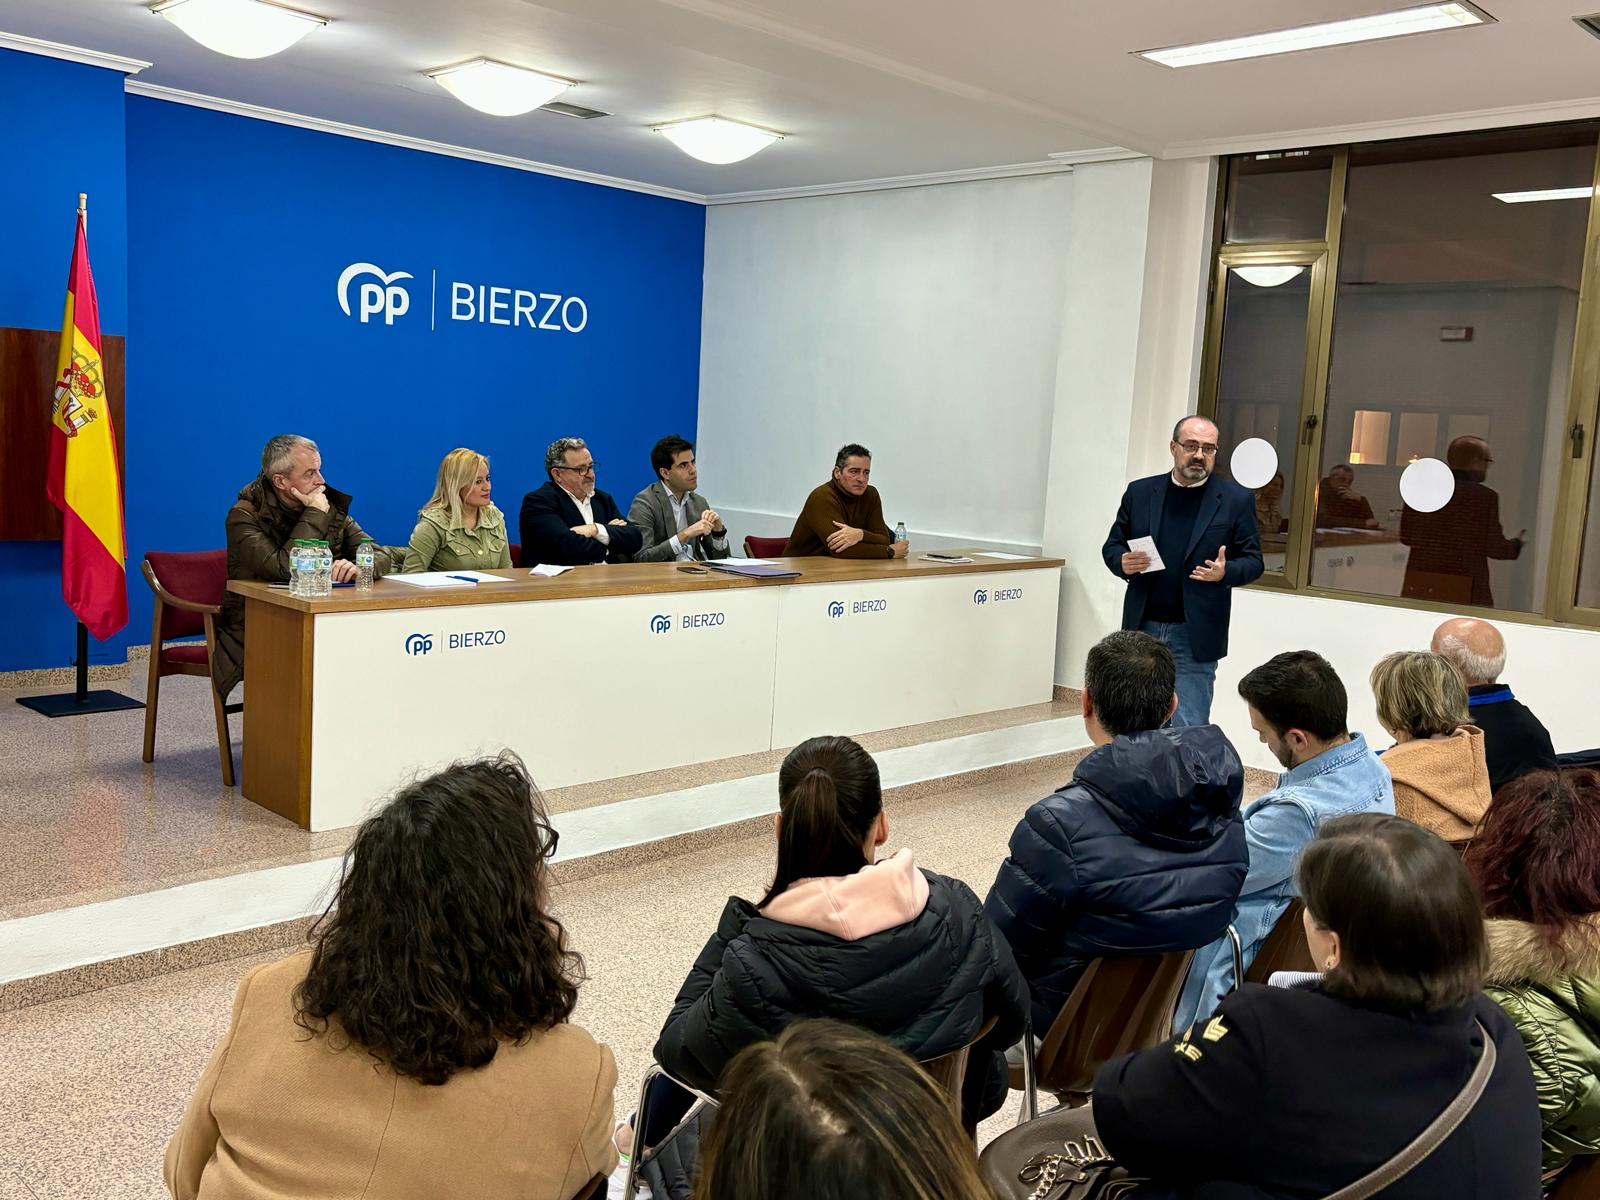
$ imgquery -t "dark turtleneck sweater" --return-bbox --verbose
[1144,476,1209,623]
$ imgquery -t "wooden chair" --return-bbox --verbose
[1244,898,1316,983]
[743,535,789,557]
[509,542,523,568]
[1011,948,1199,1117]
[140,550,240,786]
[1551,1154,1600,1199]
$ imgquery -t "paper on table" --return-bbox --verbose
[974,551,1034,561]
[725,557,775,566]
[1126,536,1165,573]
[529,564,574,578]
[386,572,482,588]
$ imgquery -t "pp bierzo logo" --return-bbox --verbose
[973,589,988,605]
[404,633,434,656]
[827,601,845,619]
[337,262,590,332]
[338,262,413,325]
[650,614,672,634]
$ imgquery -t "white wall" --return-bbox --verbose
[696,173,1075,553]
[1215,588,1600,773]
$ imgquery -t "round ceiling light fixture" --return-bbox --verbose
[150,0,326,60]
[1233,264,1307,288]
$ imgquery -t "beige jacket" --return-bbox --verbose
[1384,724,1492,840]
[164,952,617,1200]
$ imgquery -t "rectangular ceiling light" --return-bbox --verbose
[1136,2,1492,68]
[1492,187,1596,204]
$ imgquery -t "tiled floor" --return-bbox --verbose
[1,757,1069,1199]
[0,673,1080,919]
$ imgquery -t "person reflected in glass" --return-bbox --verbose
[1254,471,1287,536]
[1401,436,1524,608]
[402,448,512,573]
[1315,463,1380,530]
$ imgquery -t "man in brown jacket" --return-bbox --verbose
[783,443,910,559]
[212,434,391,696]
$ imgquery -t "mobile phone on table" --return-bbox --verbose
[676,564,710,574]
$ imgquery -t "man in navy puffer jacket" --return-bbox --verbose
[985,630,1248,1032]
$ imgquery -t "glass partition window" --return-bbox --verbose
[1224,149,1336,244]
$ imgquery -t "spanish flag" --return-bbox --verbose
[46,202,128,641]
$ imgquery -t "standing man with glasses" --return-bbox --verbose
[518,436,643,566]
[1102,415,1263,726]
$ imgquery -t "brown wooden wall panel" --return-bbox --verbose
[0,327,126,540]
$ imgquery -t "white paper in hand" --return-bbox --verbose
[1127,536,1165,574]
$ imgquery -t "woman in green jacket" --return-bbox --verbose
[1467,767,1600,1186]
[402,448,513,573]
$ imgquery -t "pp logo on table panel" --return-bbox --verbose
[404,633,433,656]
[827,601,845,619]
[650,614,672,634]
[973,589,988,605]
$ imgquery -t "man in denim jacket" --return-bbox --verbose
[1173,651,1394,1032]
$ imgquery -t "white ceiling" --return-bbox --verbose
[3,0,1600,200]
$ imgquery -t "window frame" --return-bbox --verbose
[1199,131,1600,629]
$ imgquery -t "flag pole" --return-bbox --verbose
[17,191,143,720]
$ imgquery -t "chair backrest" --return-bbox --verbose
[1035,950,1196,1098]
[1551,1154,1600,1199]
[508,542,523,568]
[744,534,789,558]
[920,1015,997,1115]
[143,550,228,640]
[1244,898,1316,983]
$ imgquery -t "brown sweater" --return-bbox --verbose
[1385,725,1492,841]
[784,480,894,558]
[164,951,617,1200]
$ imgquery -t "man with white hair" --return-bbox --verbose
[1431,616,1555,793]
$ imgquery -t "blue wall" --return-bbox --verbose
[0,71,706,671]
[0,49,129,669]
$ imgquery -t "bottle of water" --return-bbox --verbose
[894,522,908,544]
[355,538,376,592]
[314,539,333,597]
[289,540,309,598]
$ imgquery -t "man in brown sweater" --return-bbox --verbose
[784,443,909,559]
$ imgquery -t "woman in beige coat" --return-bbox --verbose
[1371,650,1493,840]
[164,755,615,1200]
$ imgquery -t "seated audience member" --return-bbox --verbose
[1094,813,1541,1199]
[627,434,731,563]
[694,1019,994,1200]
[654,735,1026,1127]
[1253,470,1286,535]
[1432,616,1558,794]
[1467,768,1600,1184]
[1372,650,1492,840]
[1173,651,1393,1031]
[518,437,643,566]
[164,755,614,1200]
[782,444,909,559]
[1314,463,1380,529]
[985,630,1247,1032]
[214,434,391,697]
[402,447,512,573]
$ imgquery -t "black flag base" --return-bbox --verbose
[16,621,144,718]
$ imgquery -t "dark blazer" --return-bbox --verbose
[984,726,1248,1031]
[517,481,643,566]
[1470,684,1558,794]
[1401,475,1522,608]
[1102,474,1263,663]
[1092,984,1541,1200]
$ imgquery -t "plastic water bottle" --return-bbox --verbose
[355,538,376,592]
[314,539,333,597]
[894,522,908,544]
[289,540,309,598]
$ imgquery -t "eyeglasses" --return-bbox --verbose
[1177,441,1219,456]
[557,462,599,475]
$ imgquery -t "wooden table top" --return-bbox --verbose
[228,550,1066,614]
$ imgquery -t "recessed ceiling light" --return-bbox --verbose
[653,117,783,165]
[1136,2,1492,69]
[426,59,576,117]
[1234,265,1307,287]
[150,0,326,60]
[1492,186,1595,204]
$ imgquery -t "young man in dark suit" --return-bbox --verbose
[518,436,643,566]
[1102,415,1264,726]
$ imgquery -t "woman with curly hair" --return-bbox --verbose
[164,755,613,1200]
[1467,768,1600,1185]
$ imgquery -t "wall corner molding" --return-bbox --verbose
[0,31,151,75]
[703,157,1107,206]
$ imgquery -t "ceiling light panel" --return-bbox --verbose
[1136,2,1492,69]
[1492,187,1595,204]
[653,117,783,165]
[151,0,326,60]
[426,59,576,117]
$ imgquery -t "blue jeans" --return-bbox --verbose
[1140,620,1216,727]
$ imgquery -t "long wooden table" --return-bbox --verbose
[231,552,1064,830]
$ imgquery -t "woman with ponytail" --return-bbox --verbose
[653,735,1027,1128]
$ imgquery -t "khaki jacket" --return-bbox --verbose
[164,952,617,1200]
[400,503,512,573]
[213,477,391,696]
[1384,725,1492,841]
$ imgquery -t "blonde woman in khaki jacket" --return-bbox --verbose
[1371,650,1493,841]
[164,755,615,1200]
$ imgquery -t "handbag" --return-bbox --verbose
[981,1018,1496,1200]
